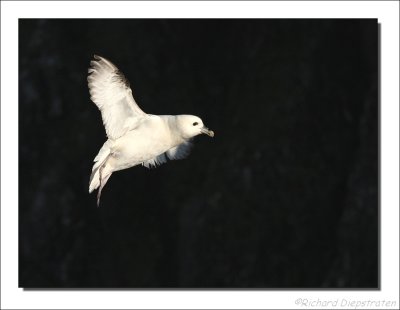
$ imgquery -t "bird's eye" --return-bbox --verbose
[193,122,198,126]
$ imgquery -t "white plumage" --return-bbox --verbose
[87,55,214,205]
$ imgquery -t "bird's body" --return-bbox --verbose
[87,55,214,205]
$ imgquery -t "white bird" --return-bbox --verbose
[87,55,214,205]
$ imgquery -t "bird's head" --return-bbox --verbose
[176,115,214,139]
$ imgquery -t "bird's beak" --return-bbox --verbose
[201,127,214,137]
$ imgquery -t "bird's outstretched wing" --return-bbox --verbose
[166,141,192,160]
[88,55,146,139]
[142,141,192,169]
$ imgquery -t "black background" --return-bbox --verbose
[19,19,378,288]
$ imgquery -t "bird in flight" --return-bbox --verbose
[87,55,214,206]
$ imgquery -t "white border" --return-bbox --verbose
[1,1,399,309]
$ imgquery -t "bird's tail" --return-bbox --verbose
[89,140,112,193]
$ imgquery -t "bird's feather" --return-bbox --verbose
[142,153,168,168]
[141,141,192,169]
[166,141,192,160]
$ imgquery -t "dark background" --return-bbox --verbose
[19,19,378,288]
